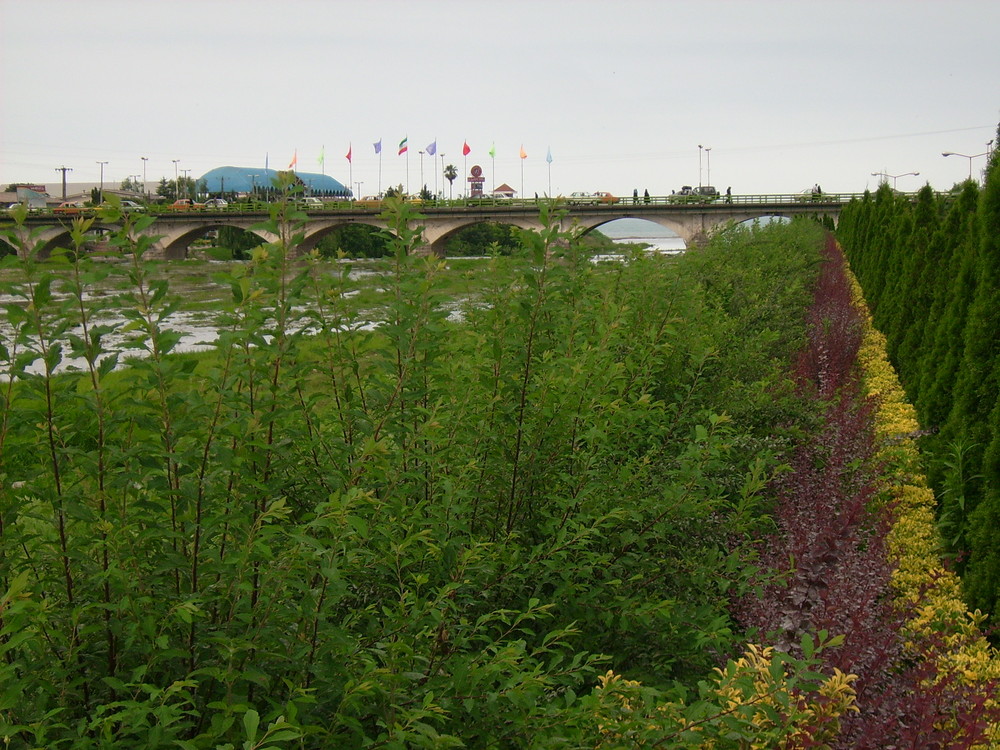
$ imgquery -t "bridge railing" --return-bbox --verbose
[6,192,905,221]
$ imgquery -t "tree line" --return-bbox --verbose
[837,125,1000,624]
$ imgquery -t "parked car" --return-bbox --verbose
[297,196,323,209]
[203,198,228,209]
[119,200,146,212]
[593,191,620,204]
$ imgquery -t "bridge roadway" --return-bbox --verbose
[6,194,848,259]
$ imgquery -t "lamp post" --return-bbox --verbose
[180,169,191,200]
[419,150,425,197]
[96,160,108,203]
[172,159,180,200]
[871,171,919,190]
[942,151,988,182]
[439,153,445,199]
[698,144,703,188]
[141,156,148,199]
[705,147,712,187]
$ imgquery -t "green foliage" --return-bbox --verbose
[214,226,264,260]
[314,223,391,258]
[838,124,1000,623]
[0,204,824,745]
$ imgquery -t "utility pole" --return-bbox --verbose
[55,165,73,199]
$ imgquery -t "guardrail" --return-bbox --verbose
[5,192,913,221]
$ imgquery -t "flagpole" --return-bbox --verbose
[547,147,552,197]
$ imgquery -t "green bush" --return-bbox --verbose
[0,203,824,746]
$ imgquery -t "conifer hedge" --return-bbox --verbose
[837,125,1000,623]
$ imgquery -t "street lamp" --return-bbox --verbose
[140,156,148,199]
[942,151,988,182]
[698,144,703,188]
[180,169,191,200]
[97,160,108,202]
[705,147,712,187]
[870,171,919,190]
[172,159,181,200]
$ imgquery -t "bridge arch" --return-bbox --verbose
[421,217,544,257]
[579,216,688,243]
[156,221,278,260]
[299,218,388,254]
[22,222,120,260]
[423,215,547,256]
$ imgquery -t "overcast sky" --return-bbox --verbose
[2,0,997,198]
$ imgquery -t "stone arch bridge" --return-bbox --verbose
[8,197,846,260]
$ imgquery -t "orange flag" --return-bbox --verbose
[519,145,527,159]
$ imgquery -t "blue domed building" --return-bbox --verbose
[199,166,351,197]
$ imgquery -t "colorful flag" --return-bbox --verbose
[546,147,553,164]
[345,144,353,163]
[288,149,298,169]
[489,142,496,158]
[398,137,408,155]
[373,138,382,155]
[519,145,527,160]
[462,141,471,156]
[318,146,326,167]
[426,140,437,156]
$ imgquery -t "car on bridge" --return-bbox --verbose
[669,186,719,203]
[168,199,206,210]
[203,198,228,209]
[54,201,90,215]
[567,191,619,205]
[295,196,324,210]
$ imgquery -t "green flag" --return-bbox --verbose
[489,142,496,158]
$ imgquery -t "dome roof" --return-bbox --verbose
[199,166,351,196]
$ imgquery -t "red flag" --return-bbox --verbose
[288,149,298,169]
[462,141,471,156]
[345,144,352,163]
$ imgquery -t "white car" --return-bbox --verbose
[567,192,599,205]
[203,198,229,209]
